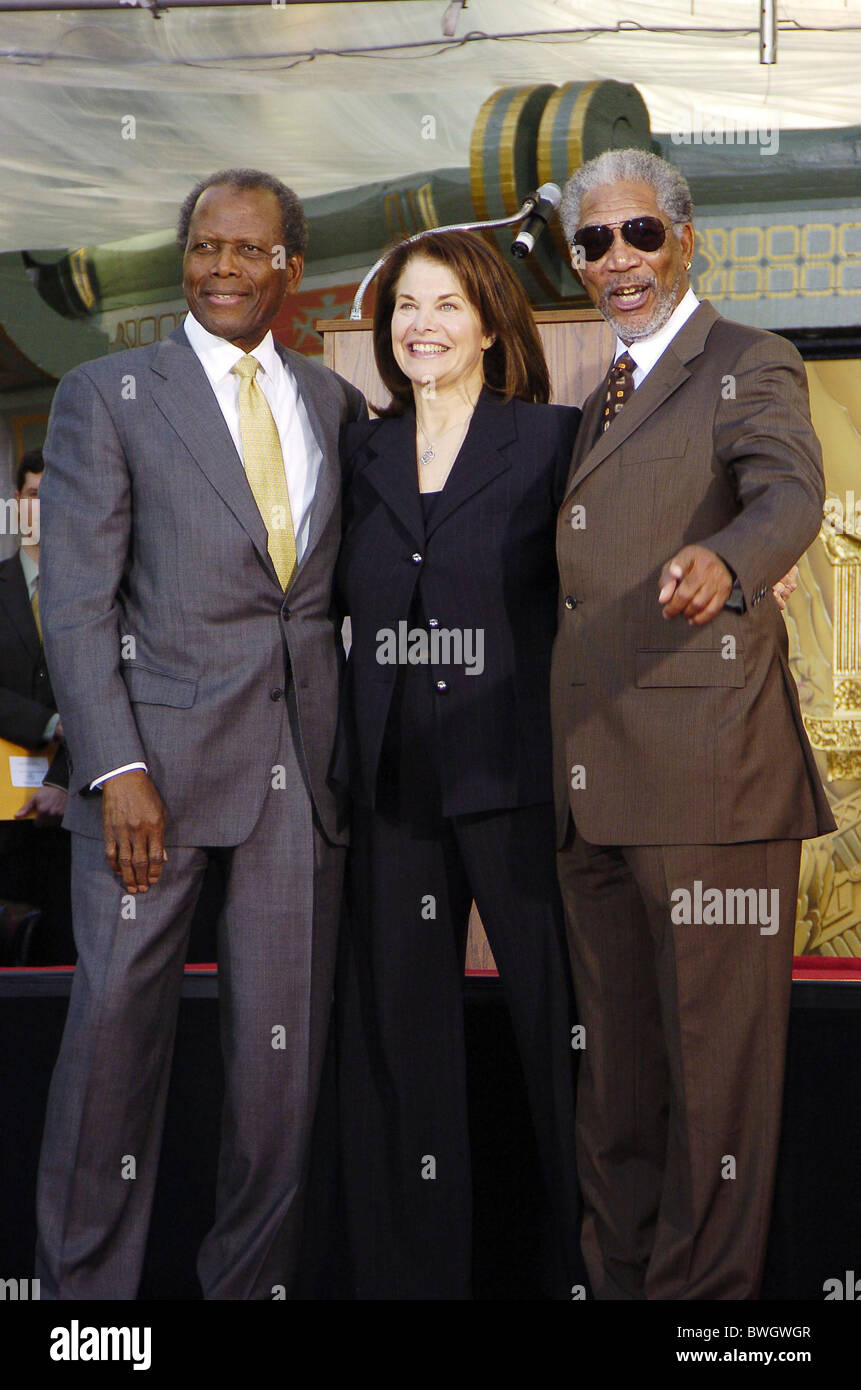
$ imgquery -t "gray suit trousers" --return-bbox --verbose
[35,693,344,1300]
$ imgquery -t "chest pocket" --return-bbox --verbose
[616,436,688,469]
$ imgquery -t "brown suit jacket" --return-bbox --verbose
[550,300,835,847]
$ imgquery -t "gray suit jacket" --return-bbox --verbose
[39,324,366,846]
[550,301,835,847]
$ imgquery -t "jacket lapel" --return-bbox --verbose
[567,381,606,487]
[360,411,427,547]
[151,327,277,583]
[424,388,517,538]
[358,388,518,544]
[563,300,720,503]
[0,554,41,660]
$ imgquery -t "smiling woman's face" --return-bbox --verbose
[182,183,303,351]
[390,255,493,400]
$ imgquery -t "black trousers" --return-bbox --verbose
[336,798,582,1299]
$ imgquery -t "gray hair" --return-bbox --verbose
[176,168,309,255]
[560,149,693,243]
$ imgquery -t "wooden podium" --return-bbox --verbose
[316,308,615,972]
[317,307,613,411]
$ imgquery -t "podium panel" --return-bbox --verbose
[317,308,613,412]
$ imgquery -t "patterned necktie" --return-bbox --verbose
[31,576,42,642]
[231,354,297,590]
[600,351,636,434]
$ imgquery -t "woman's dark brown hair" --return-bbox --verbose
[372,229,551,415]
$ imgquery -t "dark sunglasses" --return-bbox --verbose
[572,216,671,262]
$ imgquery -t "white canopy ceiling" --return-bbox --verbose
[1,0,860,251]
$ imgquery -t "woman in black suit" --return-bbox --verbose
[335,229,582,1299]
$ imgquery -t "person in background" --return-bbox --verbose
[334,229,583,1299]
[0,449,71,963]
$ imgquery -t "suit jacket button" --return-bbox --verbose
[436,680,448,693]
[270,688,284,701]
[564,595,578,610]
[411,552,423,565]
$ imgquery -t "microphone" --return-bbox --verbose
[510,183,562,258]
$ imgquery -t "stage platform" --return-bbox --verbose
[1,966,859,1299]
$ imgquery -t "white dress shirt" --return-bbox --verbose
[93,313,322,790]
[19,541,38,602]
[182,311,323,563]
[613,287,700,386]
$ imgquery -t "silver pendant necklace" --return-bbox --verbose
[417,415,471,468]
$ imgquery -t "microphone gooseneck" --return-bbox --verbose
[510,184,563,260]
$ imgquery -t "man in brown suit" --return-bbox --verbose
[552,149,835,1300]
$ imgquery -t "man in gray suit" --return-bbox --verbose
[35,169,366,1299]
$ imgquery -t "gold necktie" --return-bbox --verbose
[232,354,298,590]
[31,577,43,641]
[600,351,636,435]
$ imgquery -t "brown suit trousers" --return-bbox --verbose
[558,827,799,1299]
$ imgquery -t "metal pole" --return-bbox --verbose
[0,0,429,10]
[760,0,777,64]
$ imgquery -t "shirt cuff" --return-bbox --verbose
[42,712,60,742]
[90,762,149,791]
[724,577,746,613]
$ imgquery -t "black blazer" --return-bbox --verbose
[0,552,68,789]
[334,388,581,815]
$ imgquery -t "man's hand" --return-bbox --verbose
[102,769,168,894]
[15,785,67,824]
[772,565,799,611]
[658,545,733,626]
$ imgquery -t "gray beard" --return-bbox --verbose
[600,268,683,343]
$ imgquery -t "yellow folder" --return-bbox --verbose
[0,736,60,819]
